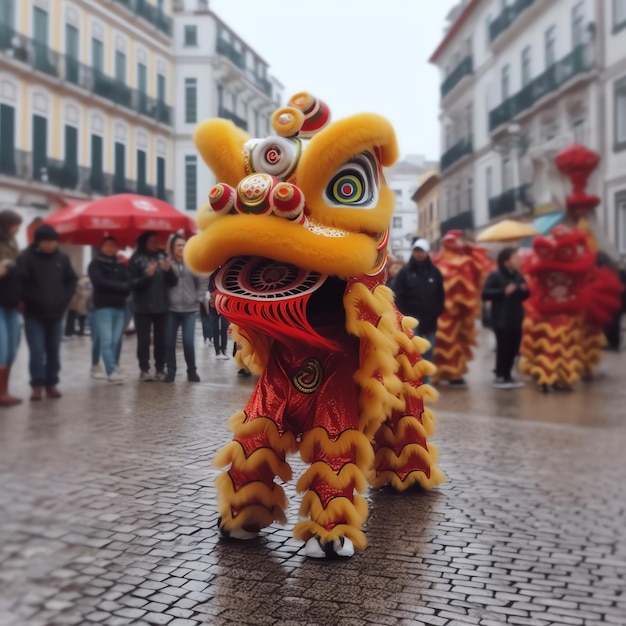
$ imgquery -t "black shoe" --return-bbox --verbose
[187,371,200,382]
[237,368,251,377]
[163,371,175,383]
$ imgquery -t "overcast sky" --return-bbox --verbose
[208,0,459,161]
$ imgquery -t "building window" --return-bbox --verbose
[184,24,197,46]
[64,124,78,186]
[521,46,532,87]
[615,77,626,150]
[32,114,47,181]
[545,26,556,68]
[572,2,585,48]
[137,63,147,94]
[157,73,166,103]
[90,134,104,192]
[185,78,197,124]
[486,165,493,199]
[33,7,49,72]
[0,103,16,175]
[115,50,126,84]
[501,64,510,101]
[429,202,434,222]
[468,177,473,212]
[615,0,626,31]
[0,0,15,28]
[137,149,147,192]
[185,155,197,212]
[485,14,491,50]
[156,156,166,200]
[392,216,402,229]
[114,141,126,192]
[92,37,104,73]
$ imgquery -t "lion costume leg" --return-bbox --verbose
[371,393,445,491]
[214,369,297,540]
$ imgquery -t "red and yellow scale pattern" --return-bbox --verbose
[431,233,493,383]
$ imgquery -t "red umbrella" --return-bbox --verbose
[44,194,197,248]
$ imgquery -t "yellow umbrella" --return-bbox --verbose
[476,219,539,243]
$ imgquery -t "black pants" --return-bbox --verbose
[211,311,229,354]
[134,312,167,372]
[65,310,86,336]
[605,313,622,350]
[494,327,522,380]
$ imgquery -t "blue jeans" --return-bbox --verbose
[23,318,63,388]
[165,311,197,375]
[91,308,125,375]
[0,306,21,366]
[416,329,436,384]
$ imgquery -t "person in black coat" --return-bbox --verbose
[481,247,529,389]
[16,224,78,400]
[128,231,177,381]
[88,237,131,383]
[392,238,445,381]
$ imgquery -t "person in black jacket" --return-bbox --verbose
[0,209,23,406]
[481,247,529,389]
[88,237,131,384]
[16,224,78,400]
[392,238,445,382]
[129,231,177,381]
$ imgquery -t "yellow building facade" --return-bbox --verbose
[0,0,175,228]
[413,169,441,248]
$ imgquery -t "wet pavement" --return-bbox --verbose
[1,325,625,626]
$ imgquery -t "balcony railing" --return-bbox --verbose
[216,38,273,98]
[217,38,245,70]
[0,24,172,126]
[440,210,474,235]
[488,185,533,220]
[441,136,473,172]
[0,148,173,202]
[489,0,535,43]
[441,56,473,99]
[113,0,172,36]
[489,45,590,132]
[218,106,248,131]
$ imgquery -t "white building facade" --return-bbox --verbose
[431,0,609,245]
[603,0,626,256]
[172,0,282,215]
[385,155,438,260]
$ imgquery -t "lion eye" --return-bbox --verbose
[324,152,379,209]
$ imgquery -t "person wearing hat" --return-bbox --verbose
[16,224,77,400]
[392,238,445,382]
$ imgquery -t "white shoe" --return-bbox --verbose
[108,370,124,384]
[91,364,107,380]
[216,352,229,360]
[304,536,354,559]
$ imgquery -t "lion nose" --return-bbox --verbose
[208,174,306,224]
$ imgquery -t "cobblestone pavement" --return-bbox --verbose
[1,328,625,626]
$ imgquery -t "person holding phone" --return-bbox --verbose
[129,231,177,381]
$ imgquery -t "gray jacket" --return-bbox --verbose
[168,260,207,313]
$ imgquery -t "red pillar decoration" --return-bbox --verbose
[553,143,601,219]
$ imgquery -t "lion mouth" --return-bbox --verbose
[214,256,347,348]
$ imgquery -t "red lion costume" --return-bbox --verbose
[431,230,493,386]
[184,94,444,558]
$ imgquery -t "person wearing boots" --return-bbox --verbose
[16,224,77,400]
[0,209,23,407]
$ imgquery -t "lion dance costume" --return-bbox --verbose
[431,230,493,385]
[520,145,623,390]
[184,93,445,558]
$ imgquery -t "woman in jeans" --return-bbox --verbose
[0,209,23,406]
[88,237,131,384]
[164,234,207,382]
